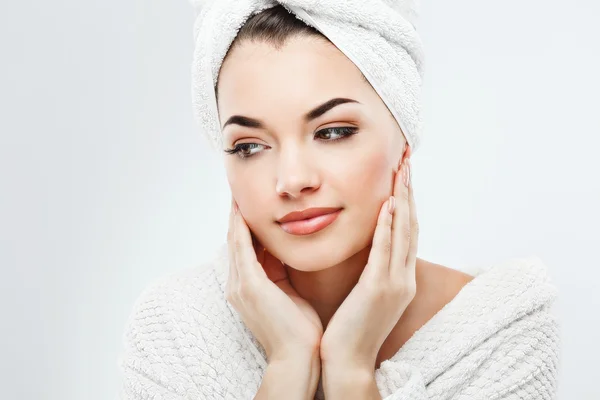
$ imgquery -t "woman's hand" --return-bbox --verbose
[320,156,418,375]
[225,197,323,365]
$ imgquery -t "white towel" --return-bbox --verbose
[189,0,426,154]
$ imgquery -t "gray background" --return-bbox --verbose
[1,0,598,399]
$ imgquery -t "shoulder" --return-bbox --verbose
[125,243,231,327]
[123,242,232,341]
[424,261,475,293]
[389,260,474,351]
[390,258,560,396]
[123,257,228,340]
[405,256,559,350]
[425,255,560,371]
[413,259,475,315]
[119,246,235,397]
[421,255,558,311]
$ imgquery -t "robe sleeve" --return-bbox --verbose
[375,306,560,400]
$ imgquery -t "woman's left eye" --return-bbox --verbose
[315,127,359,141]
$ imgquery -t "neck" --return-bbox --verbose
[284,246,372,328]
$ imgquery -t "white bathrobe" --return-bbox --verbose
[119,243,560,399]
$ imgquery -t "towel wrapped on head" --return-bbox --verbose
[189,0,426,154]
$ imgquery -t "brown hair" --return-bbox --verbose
[234,5,325,50]
[216,5,367,97]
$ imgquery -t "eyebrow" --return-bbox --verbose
[221,97,360,130]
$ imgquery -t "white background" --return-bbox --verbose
[1,0,598,399]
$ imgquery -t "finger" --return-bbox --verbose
[262,248,289,284]
[405,159,418,275]
[390,157,411,272]
[364,196,395,279]
[250,231,266,265]
[226,197,239,292]
[247,230,285,282]
[233,204,267,281]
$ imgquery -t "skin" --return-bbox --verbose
[218,35,474,397]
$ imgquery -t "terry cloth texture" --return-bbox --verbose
[119,243,561,399]
[189,0,425,154]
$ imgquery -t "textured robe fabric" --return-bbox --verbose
[119,244,560,399]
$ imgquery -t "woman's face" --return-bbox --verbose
[217,35,406,271]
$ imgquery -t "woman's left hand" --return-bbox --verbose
[320,156,418,374]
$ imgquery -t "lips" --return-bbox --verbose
[277,207,343,236]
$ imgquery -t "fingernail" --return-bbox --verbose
[387,196,396,214]
[233,202,239,214]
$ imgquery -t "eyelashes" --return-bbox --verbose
[224,143,263,159]
[224,127,359,159]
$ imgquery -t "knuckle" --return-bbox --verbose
[401,189,410,202]
[393,280,416,298]
[403,224,412,241]
[237,281,251,298]
[225,286,239,305]
[233,237,244,252]
[380,285,399,302]
[382,237,392,254]
[375,234,391,254]
[384,212,393,226]
[393,281,407,294]
[378,216,391,230]
[238,279,259,300]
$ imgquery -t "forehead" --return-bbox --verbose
[216,36,368,114]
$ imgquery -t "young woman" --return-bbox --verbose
[120,3,560,399]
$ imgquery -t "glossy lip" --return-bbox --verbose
[277,207,342,223]
[277,207,343,236]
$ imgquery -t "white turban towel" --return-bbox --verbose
[188,0,425,154]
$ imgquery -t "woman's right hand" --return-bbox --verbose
[226,198,323,364]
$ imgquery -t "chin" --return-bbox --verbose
[272,235,364,272]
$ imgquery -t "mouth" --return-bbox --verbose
[277,207,343,236]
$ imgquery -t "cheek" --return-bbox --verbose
[325,145,394,253]
[226,164,273,233]
[330,145,394,204]
[358,152,392,195]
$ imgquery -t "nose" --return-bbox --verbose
[275,149,320,199]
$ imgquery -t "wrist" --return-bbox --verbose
[322,365,379,400]
[269,342,321,366]
[264,349,321,400]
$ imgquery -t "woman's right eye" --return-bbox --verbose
[224,143,267,159]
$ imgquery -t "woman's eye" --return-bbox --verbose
[224,127,358,159]
[315,127,358,141]
[224,143,266,159]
